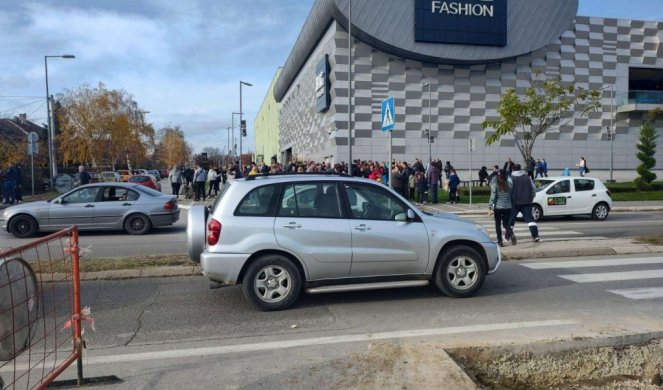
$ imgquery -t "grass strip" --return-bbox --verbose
[32,254,191,274]
[634,235,663,246]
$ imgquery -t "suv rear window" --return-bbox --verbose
[235,184,278,217]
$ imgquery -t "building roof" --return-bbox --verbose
[274,0,579,102]
[0,116,47,141]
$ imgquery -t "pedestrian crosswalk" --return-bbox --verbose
[463,215,605,242]
[521,256,663,300]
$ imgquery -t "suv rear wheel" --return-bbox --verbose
[242,255,301,311]
[433,245,486,298]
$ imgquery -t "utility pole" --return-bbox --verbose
[239,81,252,167]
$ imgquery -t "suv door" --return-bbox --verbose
[274,182,351,280]
[543,179,572,216]
[341,182,429,277]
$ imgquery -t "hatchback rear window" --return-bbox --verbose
[574,179,595,192]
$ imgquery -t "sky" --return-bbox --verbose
[0,0,661,154]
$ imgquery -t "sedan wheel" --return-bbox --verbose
[242,255,301,311]
[124,214,151,235]
[592,202,610,221]
[434,246,486,298]
[9,215,38,238]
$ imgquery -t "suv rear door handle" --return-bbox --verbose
[85,204,95,208]
[122,203,132,206]
[282,222,302,229]
[353,224,371,231]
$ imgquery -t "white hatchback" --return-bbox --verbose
[531,177,612,221]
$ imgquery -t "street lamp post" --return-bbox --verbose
[232,112,242,160]
[226,127,232,165]
[44,54,75,187]
[239,81,252,167]
[601,84,615,182]
[347,0,353,171]
[423,82,433,165]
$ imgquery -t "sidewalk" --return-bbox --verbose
[421,200,663,215]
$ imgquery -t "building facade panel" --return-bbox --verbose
[277,6,663,176]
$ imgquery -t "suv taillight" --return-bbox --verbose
[208,219,221,246]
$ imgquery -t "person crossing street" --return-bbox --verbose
[509,164,540,242]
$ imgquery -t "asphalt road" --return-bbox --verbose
[1,178,661,257]
[6,253,661,389]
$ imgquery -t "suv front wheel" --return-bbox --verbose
[242,255,302,311]
[433,245,486,298]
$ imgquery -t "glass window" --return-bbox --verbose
[574,179,595,192]
[235,185,278,217]
[344,183,406,221]
[546,180,571,195]
[101,187,138,202]
[63,188,99,204]
[277,183,343,219]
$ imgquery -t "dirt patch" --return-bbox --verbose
[449,338,663,389]
[329,342,475,390]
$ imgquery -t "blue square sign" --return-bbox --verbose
[381,97,395,132]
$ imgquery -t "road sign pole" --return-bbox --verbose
[31,153,35,196]
[388,131,393,189]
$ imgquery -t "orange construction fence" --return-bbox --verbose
[0,227,84,389]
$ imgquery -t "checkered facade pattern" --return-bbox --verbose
[278,17,663,171]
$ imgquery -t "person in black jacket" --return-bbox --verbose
[478,166,489,186]
[508,164,540,243]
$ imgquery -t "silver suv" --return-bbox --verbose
[187,173,500,310]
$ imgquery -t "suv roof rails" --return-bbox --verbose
[244,172,352,181]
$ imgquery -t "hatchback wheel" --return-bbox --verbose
[433,246,486,298]
[124,214,151,235]
[592,202,609,221]
[9,215,38,238]
[531,204,543,222]
[242,255,301,311]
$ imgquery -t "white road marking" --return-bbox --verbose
[607,287,663,300]
[559,269,663,283]
[532,236,607,242]
[0,320,578,370]
[489,231,583,238]
[522,256,663,270]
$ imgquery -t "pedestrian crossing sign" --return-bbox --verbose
[381,97,395,132]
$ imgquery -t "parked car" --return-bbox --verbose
[531,177,612,221]
[100,171,121,182]
[187,173,501,311]
[88,172,101,183]
[1,183,179,238]
[128,175,161,191]
[117,170,131,182]
[148,169,162,180]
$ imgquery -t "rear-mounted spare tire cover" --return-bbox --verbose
[187,205,208,263]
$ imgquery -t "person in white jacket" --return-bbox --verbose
[207,167,219,197]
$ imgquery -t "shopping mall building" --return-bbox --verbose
[256,0,663,176]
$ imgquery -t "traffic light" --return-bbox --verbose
[241,120,247,137]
